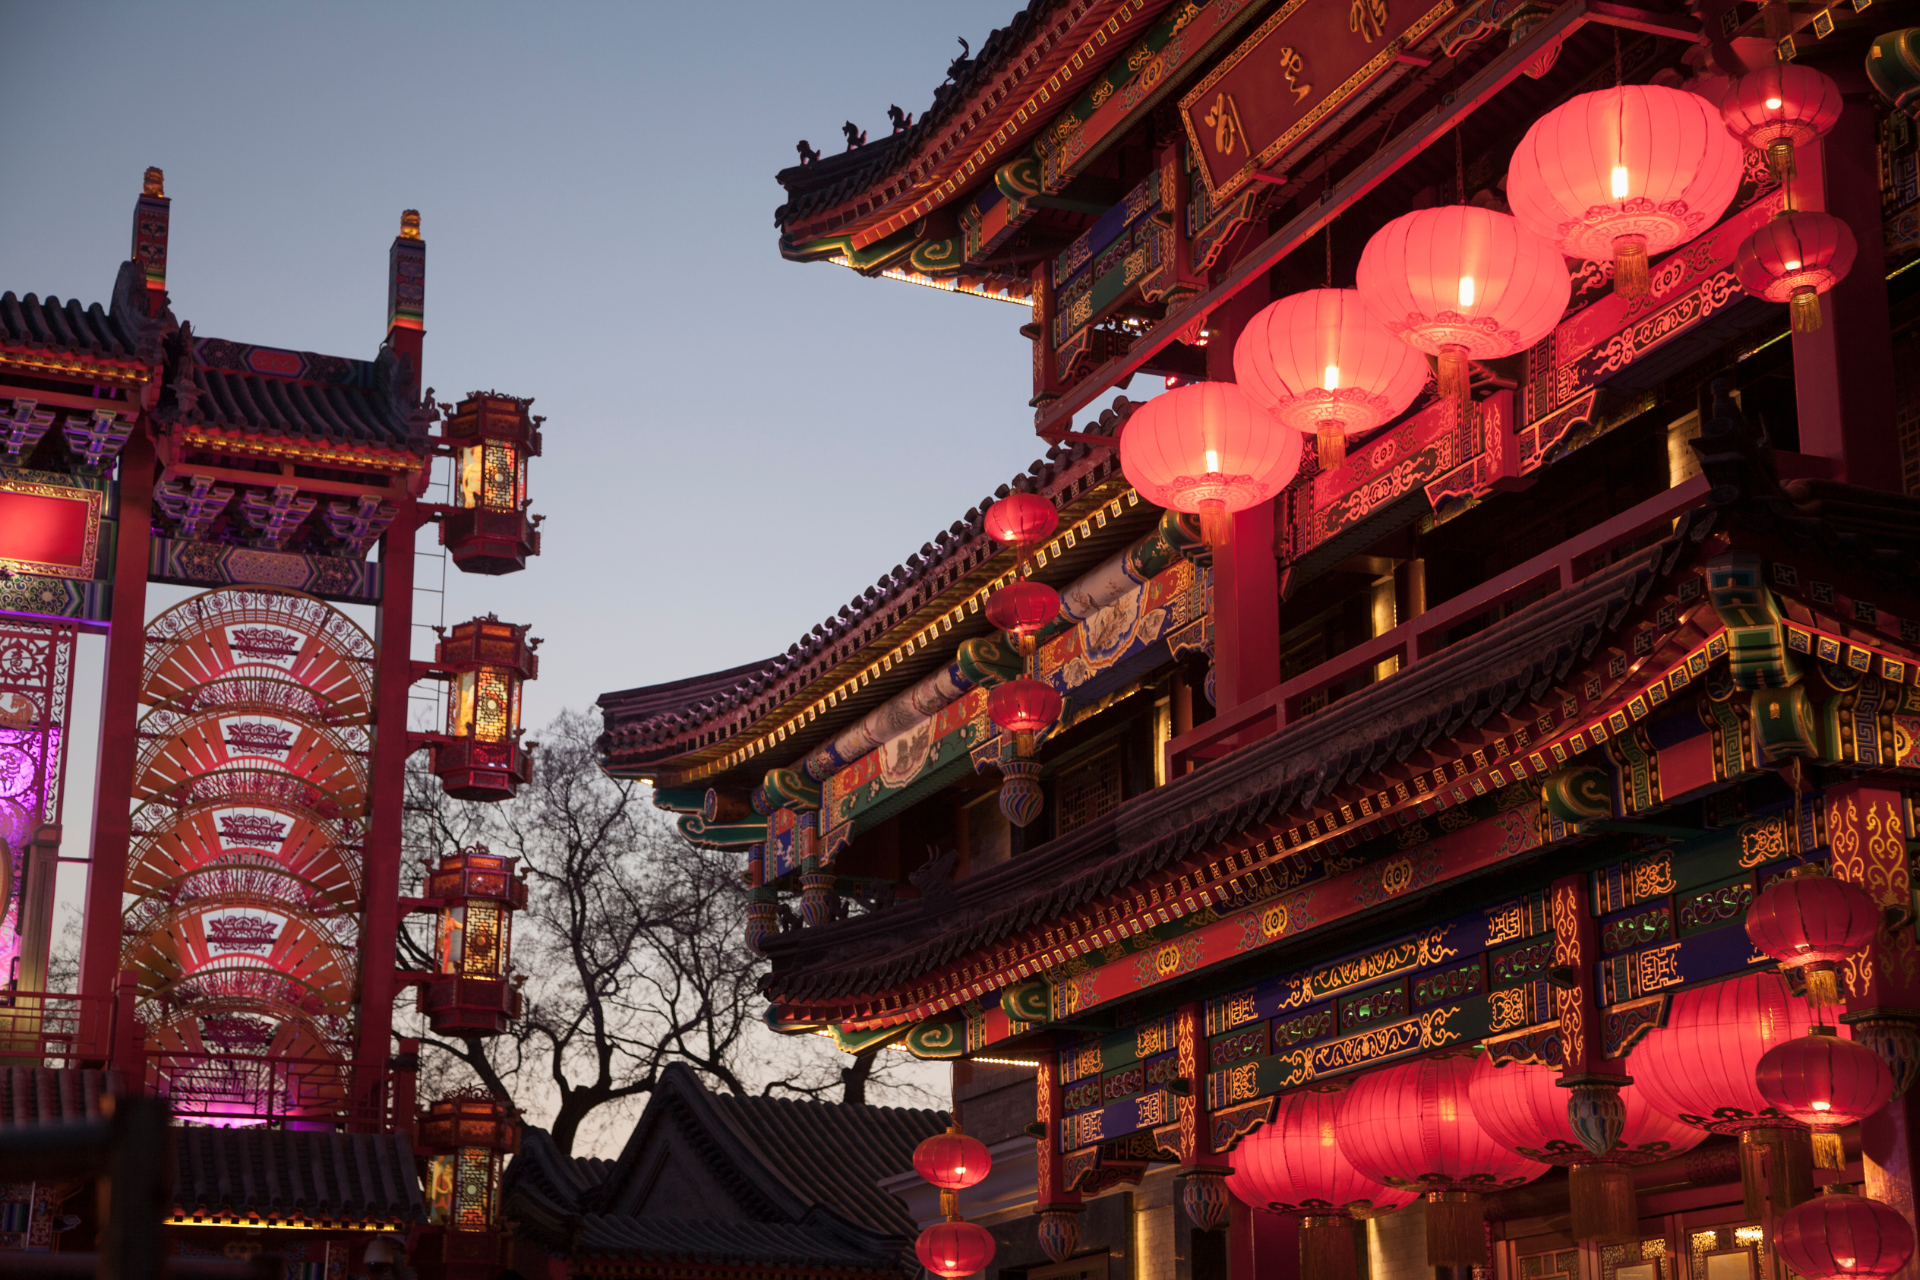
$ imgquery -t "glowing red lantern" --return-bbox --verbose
[1335,1056,1548,1267]
[1746,865,1880,1009]
[1469,1053,1702,1242]
[1735,210,1858,333]
[986,580,1061,649]
[440,393,542,575]
[1780,1191,1917,1279]
[988,676,1062,757]
[1756,1029,1894,1169]
[984,491,1058,549]
[1355,206,1570,400]
[916,1220,996,1278]
[1118,381,1302,546]
[1507,84,1744,299]
[1233,288,1429,471]
[1227,1089,1414,1280]
[1632,971,1818,1131]
[914,1128,991,1191]
[1721,64,1844,180]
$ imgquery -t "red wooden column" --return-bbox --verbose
[351,495,419,1128]
[77,425,155,1059]
[1788,61,1899,490]
[1826,782,1920,1279]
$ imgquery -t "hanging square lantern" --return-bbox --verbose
[420,1090,521,1276]
[439,392,543,575]
[418,846,528,1035]
[430,615,538,802]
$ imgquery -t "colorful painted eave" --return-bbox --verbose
[171,421,425,474]
[778,0,1172,250]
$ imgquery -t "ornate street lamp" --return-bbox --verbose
[425,615,538,802]
[439,392,543,575]
[414,845,528,1035]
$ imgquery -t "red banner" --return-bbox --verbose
[0,480,102,580]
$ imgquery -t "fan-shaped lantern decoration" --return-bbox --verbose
[1746,865,1880,1010]
[1227,1088,1415,1280]
[1735,210,1859,333]
[989,676,1063,757]
[917,1221,996,1279]
[1756,1028,1895,1169]
[1507,84,1744,299]
[419,845,529,1035]
[1778,1191,1917,1280]
[1335,1055,1549,1267]
[1721,64,1844,180]
[440,393,543,574]
[1232,288,1429,471]
[1356,206,1571,400]
[984,490,1059,550]
[431,615,538,802]
[915,1128,992,1191]
[1630,971,1820,1218]
[987,579,1061,653]
[1468,1053,1702,1242]
[1118,381,1303,546]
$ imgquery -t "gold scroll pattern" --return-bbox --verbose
[1552,881,1585,1067]
[1177,1007,1200,1162]
[1829,792,1916,996]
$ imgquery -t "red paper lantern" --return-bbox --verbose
[1467,1053,1703,1165]
[1735,210,1859,334]
[1778,1191,1917,1280]
[1335,1056,1548,1266]
[1118,381,1302,546]
[1721,64,1844,180]
[984,491,1058,549]
[1355,206,1570,400]
[916,1220,996,1278]
[1630,971,1817,1133]
[1232,288,1429,471]
[1756,1029,1894,1169]
[988,677,1062,752]
[1507,84,1744,299]
[1746,866,1880,1009]
[914,1129,991,1191]
[986,580,1061,641]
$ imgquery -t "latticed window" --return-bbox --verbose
[448,667,517,742]
[457,439,526,510]
[1054,748,1122,834]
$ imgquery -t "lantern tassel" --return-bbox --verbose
[1568,1164,1639,1244]
[1424,1192,1487,1267]
[1437,347,1470,401]
[1791,286,1825,333]
[1317,426,1347,472]
[1300,1216,1359,1280]
[1806,964,1842,1010]
[1812,1131,1846,1171]
[1614,236,1651,300]
[1740,1127,1816,1222]
[1198,499,1232,548]
[1768,138,1797,181]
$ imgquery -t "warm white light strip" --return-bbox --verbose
[827,255,1033,306]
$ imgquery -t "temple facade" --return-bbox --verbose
[600,4,1920,1280]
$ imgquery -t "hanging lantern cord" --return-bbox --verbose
[1454,126,1466,204]
[1613,27,1623,88]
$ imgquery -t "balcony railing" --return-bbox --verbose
[1166,474,1712,778]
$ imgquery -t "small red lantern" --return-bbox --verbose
[1756,1029,1894,1169]
[1356,206,1570,400]
[419,845,528,1035]
[1233,288,1429,471]
[915,1128,991,1190]
[916,1221,996,1278]
[1735,211,1859,334]
[1227,1088,1415,1280]
[440,393,542,575]
[1778,1191,1917,1280]
[986,580,1060,648]
[1118,381,1302,546]
[988,676,1062,756]
[431,615,538,801]
[1746,864,1880,1009]
[1721,63,1844,180]
[1507,84,1744,298]
[984,491,1058,549]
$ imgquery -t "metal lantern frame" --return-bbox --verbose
[411,846,529,1035]
[438,392,544,574]
[425,615,539,801]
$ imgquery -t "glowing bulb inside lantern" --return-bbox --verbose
[1206,449,1219,473]
[1785,259,1802,271]
[1812,1100,1832,1112]
[1323,365,1340,391]
[1766,96,1783,109]
[956,1164,967,1174]
[1611,166,1630,199]
[1458,276,1476,307]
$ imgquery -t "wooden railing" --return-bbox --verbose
[1165,474,1712,778]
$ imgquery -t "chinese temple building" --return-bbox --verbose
[600,3,1920,1279]
[1,170,546,1274]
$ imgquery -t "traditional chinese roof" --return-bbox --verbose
[169,1125,428,1227]
[0,262,164,386]
[0,292,139,361]
[159,332,428,457]
[0,1068,126,1126]
[503,1063,945,1273]
[598,406,1141,783]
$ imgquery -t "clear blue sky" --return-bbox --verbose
[1,0,1082,731]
